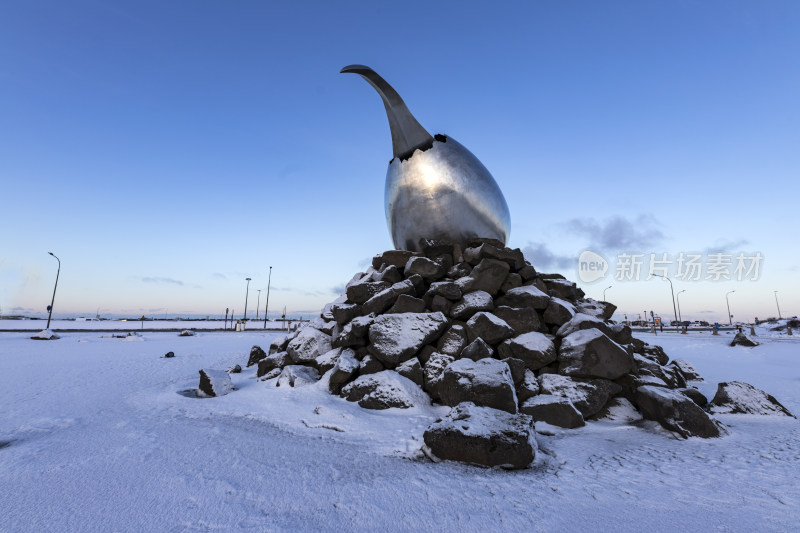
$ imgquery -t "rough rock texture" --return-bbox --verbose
[539,374,621,418]
[516,369,540,403]
[328,349,360,393]
[276,365,320,388]
[367,312,448,366]
[520,395,585,429]
[437,325,468,357]
[558,329,633,380]
[708,381,794,417]
[257,352,292,377]
[670,359,704,382]
[198,369,233,397]
[423,352,455,400]
[439,358,518,413]
[450,291,495,321]
[634,386,725,438]
[459,258,510,296]
[498,332,556,371]
[246,345,267,367]
[333,315,374,348]
[730,332,759,347]
[423,402,536,469]
[396,358,424,387]
[287,327,333,365]
[388,294,426,314]
[492,306,542,335]
[465,312,515,345]
[340,371,430,410]
[496,286,550,310]
[461,338,495,361]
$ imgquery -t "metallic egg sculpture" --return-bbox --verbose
[341,65,511,252]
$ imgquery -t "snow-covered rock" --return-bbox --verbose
[423,352,455,400]
[439,358,518,414]
[328,349,359,393]
[538,373,621,418]
[395,357,424,387]
[257,351,291,378]
[634,386,725,438]
[198,369,233,397]
[496,285,550,310]
[367,312,448,366]
[246,345,266,367]
[436,325,468,356]
[670,359,704,382]
[520,395,585,429]
[558,329,634,380]
[465,311,515,345]
[555,313,612,338]
[461,338,495,361]
[423,402,536,469]
[450,290,495,321]
[543,297,576,327]
[458,258,510,296]
[730,332,759,347]
[287,327,333,365]
[708,381,794,417]
[492,306,542,335]
[276,365,320,388]
[333,315,374,348]
[497,331,556,371]
[340,371,430,410]
[31,329,60,340]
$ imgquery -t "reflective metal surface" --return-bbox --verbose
[342,65,510,252]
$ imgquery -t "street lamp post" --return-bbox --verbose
[662,276,678,326]
[256,290,261,321]
[46,252,61,330]
[774,291,782,319]
[726,290,735,326]
[676,289,686,323]
[263,266,272,329]
[603,285,612,302]
[243,278,252,326]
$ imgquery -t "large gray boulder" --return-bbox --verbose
[450,290,495,321]
[332,315,374,348]
[558,329,634,380]
[730,332,759,347]
[516,369,540,403]
[555,313,612,338]
[276,365,320,388]
[387,294,426,314]
[426,281,463,301]
[328,349,360,393]
[368,312,449,366]
[543,298,576,327]
[439,358,518,414]
[198,369,234,397]
[539,373,621,418]
[340,371,430,410]
[246,345,267,367]
[423,352,455,399]
[497,332,556,371]
[496,286,550,310]
[492,306,542,335]
[634,386,725,438]
[465,312,516,345]
[436,325,468,357]
[346,280,390,305]
[461,338,495,361]
[315,347,342,374]
[669,359,704,382]
[458,258,510,296]
[257,351,291,377]
[520,395,585,429]
[708,381,794,417]
[395,357,424,387]
[423,402,536,469]
[287,327,333,365]
[404,256,447,282]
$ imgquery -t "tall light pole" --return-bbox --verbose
[603,285,612,302]
[263,266,272,329]
[774,291,782,319]
[256,290,261,320]
[243,278,252,325]
[662,276,678,326]
[46,252,61,330]
[676,289,686,322]
[726,290,735,326]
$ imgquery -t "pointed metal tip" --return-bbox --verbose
[340,64,372,74]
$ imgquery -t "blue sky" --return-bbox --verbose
[1,1,798,322]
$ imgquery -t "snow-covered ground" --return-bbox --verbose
[0,318,292,331]
[1,330,798,532]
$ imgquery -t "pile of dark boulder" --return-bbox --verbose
[243,238,794,469]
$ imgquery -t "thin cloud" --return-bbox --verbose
[703,239,750,254]
[141,277,184,286]
[521,243,574,271]
[563,214,664,250]
[212,273,227,280]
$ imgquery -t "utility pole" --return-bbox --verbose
[263,266,272,329]
[662,276,678,326]
[46,252,61,330]
[726,290,735,326]
[256,290,261,320]
[774,291,782,319]
[243,278,252,328]
[677,290,686,322]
